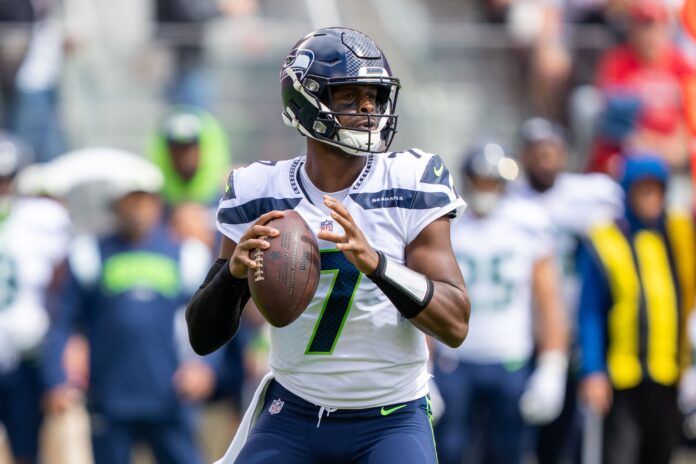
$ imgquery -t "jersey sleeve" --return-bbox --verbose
[404,150,467,244]
[41,238,99,389]
[216,168,248,243]
[216,163,303,243]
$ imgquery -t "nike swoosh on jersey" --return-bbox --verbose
[434,163,444,177]
[380,404,407,416]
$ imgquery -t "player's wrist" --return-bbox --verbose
[367,251,434,319]
[227,259,249,280]
[366,250,386,277]
[536,350,568,376]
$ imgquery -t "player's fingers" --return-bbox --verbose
[237,238,271,251]
[317,230,348,243]
[336,241,359,252]
[243,224,279,240]
[330,211,356,234]
[233,255,257,269]
[255,210,285,226]
[323,196,354,222]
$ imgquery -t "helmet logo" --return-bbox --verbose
[358,67,388,77]
[282,49,315,80]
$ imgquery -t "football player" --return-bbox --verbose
[0,132,71,464]
[512,117,622,464]
[186,28,470,464]
[434,143,568,464]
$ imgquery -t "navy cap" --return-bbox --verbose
[619,154,669,194]
[162,110,203,144]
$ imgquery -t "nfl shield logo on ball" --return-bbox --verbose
[269,398,284,415]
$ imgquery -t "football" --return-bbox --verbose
[248,210,321,327]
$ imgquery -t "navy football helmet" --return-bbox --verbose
[461,142,519,182]
[280,28,400,155]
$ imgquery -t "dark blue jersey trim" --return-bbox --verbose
[217,197,302,224]
[295,162,314,205]
[387,149,422,159]
[349,188,451,210]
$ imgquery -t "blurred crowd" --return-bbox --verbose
[2,0,696,463]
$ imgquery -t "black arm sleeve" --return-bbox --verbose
[366,252,434,319]
[185,258,251,355]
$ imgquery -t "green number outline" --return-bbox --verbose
[458,252,514,311]
[305,249,362,355]
[0,251,18,311]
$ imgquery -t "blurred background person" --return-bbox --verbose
[512,117,622,464]
[147,105,230,249]
[154,0,218,109]
[0,131,71,464]
[506,0,572,121]
[589,0,696,175]
[41,157,217,464]
[0,0,34,131]
[1,0,69,163]
[578,155,695,464]
[153,0,257,108]
[1,0,696,460]
[147,105,244,461]
[434,142,568,464]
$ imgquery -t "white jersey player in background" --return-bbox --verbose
[185,28,470,464]
[0,132,71,464]
[434,142,568,464]
[511,118,622,464]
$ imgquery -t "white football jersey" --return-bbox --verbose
[512,173,623,314]
[443,196,553,364]
[217,149,465,408]
[0,198,71,370]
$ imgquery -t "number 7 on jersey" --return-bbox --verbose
[305,250,362,355]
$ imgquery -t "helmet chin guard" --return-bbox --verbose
[280,28,400,155]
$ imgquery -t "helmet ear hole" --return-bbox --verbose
[305,79,320,93]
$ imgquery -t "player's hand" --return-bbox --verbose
[519,351,567,425]
[63,334,90,391]
[43,385,83,414]
[579,372,613,417]
[318,195,379,274]
[174,361,216,402]
[229,211,284,278]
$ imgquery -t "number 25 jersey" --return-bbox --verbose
[446,196,553,364]
[217,150,465,408]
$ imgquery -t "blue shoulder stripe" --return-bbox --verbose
[349,188,451,210]
[217,197,302,225]
[420,154,452,187]
[387,149,422,159]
